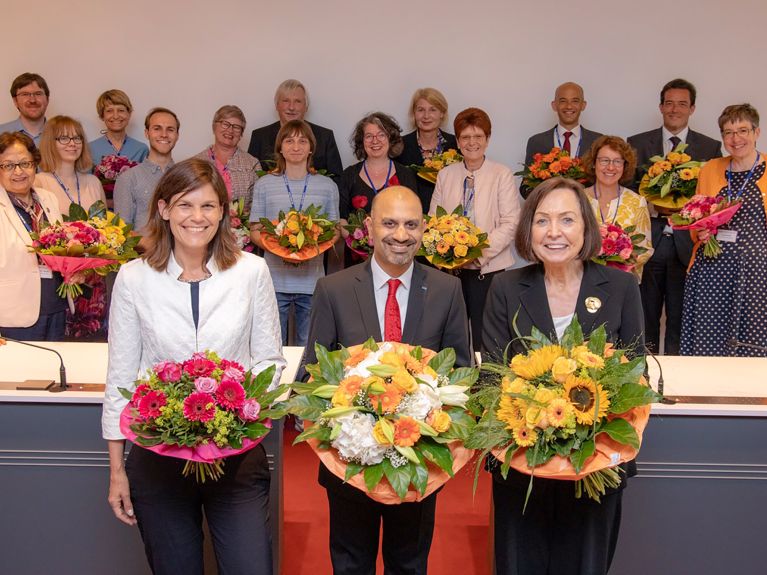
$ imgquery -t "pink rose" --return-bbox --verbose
[353,228,364,240]
[155,361,182,383]
[230,217,242,228]
[351,195,368,210]
[239,398,261,421]
[222,366,245,383]
[195,376,219,394]
[619,247,633,260]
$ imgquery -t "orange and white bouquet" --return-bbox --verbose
[285,340,478,502]
[418,205,489,269]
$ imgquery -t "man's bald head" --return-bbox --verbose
[370,185,422,217]
[551,82,587,129]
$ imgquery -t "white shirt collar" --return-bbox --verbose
[167,250,220,279]
[556,124,581,137]
[370,255,414,292]
[662,125,689,144]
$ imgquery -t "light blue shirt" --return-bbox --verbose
[89,135,149,168]
[250,173,339,295]
[0,117,45,146]
[113,159,174,232]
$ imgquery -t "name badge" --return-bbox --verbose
[717,229,738,243]
[38,264,53,279]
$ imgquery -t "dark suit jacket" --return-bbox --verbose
[524,125,602,166]
[627,127,722,263]
[246,120,344,178]
[396,130,458,213]
[482,262,645,361]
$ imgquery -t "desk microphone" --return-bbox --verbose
[643,346,676,405]
[728,338,767,353]
[0,336,68,392]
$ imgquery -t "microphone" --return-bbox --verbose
[0,336,67,392]
[728,338,767,353]
[643,345,676,405]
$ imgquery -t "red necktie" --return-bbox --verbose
[563,131,573,154]
[384,279,402,342]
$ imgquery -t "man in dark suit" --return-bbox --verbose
[522,82,602,198]
[302,185,471,575]
[627,78,722,355]
[247,79,343,178]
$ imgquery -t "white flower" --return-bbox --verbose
[437,385,470,408]
[331,412,387,466]
[345,345,386,378]
[398,384,441,420]
[416,371,439,390]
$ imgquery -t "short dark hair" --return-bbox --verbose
[581,135,637,187]
[515,177,601,263]
[273,120,317,174]
[0,131,41,165]
[10,73,50,98]
[144,107,180,130]
[718,103,760,131]
[349,112,404,160]
[660,79,697,107]
[454,107,492,139]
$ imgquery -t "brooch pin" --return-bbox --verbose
[584,297,601,313]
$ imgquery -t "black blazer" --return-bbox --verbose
[482,262,645,361]
[246,120,344,179]
[338,160,418,219]
[302,259,473,371]
[396,130,458,213]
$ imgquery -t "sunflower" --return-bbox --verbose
[510,345,564,380]
[497,395,524,429]
[501,376,528,394]
[512,426,538,447]
[563,375,609,425]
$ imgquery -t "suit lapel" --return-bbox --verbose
[649,128,664,157]
[518,266,557,342]
[575,263,611,336]
[402,264,426,343]
[353,260,383,340]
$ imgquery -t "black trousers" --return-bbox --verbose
[323,469,437,575]
[126,445,272,575]
[457,269,501,350]
[640,232,687,355]
[492,469,623,575]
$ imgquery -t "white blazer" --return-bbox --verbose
[0,186,62,327]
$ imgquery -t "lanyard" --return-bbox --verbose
[555,127,580,157]
[208,147,231,174]
[283,173,310,211]
[363,159,393,194]
[593,183,623,225]
[462,174,475,217]
[726,152,761,200]
[52,171,81,205]
[105,134,125,156]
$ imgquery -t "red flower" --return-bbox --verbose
[351,195,368,210]
[155,361,182,382]
[138,390,167,419]
[216,379,246,410]
[183,392,216,422]
[220,359,245,372]
[183,356,217,378]
[131,383,151,405]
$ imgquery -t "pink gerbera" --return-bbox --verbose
[183,392,216,422]
[138,390,167,419]
[183,356,217,378]
[219,359,245,372]
[131,383,151,406]
[216,379,246,410]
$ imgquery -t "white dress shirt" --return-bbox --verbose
[370,255,414,337]
[553,125,583,157]
[662,126,690,154]
[102,251,286,440]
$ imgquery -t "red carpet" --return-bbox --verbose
[281,419,492,574]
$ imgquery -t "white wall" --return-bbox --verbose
[3,0,765,169]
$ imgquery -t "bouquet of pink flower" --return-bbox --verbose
[669,195,742,258]
[93,154,137,198]
[343,208,373,259]
[119,351,284,482]
[229,197,254,253]
[591,223,648,273]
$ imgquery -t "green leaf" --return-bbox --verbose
[419,439,454,476]
[411,346,423,361]
[609,381,659,414]
[598,418,640,449]
[243,422,269,439]
[569,438,595,473]
[560,317,584,348]
[428,348,456,376]
[87,200,108,219]
[525,441,555,467]
[285,394,329,421]
[363,463,385,492]
[66,202,88,222]
[436,205,447,217]
[315,343,345,385]
[586,326,607,355]
[292,380,323,395]
[395,445,420,464]
[410,460,429,495]
[303,363,324,383]
[135,435,163,447]
[247,364,277,398]
[293,424,332,445]
[448,366,479,388]
[441,409,477,441]
[258,386,288,408]
[382,458,411,499]
[321,406,365,418]
[464,416,508,450]
[362,338,379,353]
[311,384,339,399]
[344,462,364,481]
[118,387,134,400]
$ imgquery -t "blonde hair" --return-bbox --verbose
[408,87,448,129]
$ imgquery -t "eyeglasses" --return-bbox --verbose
[721,127,754,139]
[216,120,244,134]
[596,157,626,167]
[15,91,45,100]
[363,132,388,143]
[55,135,84,145]
[0,161,35,172]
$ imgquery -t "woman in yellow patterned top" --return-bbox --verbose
[583,135,653,280]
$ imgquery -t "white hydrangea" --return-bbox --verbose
[331,412,388,466]
[398,384,441,420]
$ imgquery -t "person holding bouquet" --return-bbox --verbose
[249,119,339,346]
[582,135,653,280]
[483,176,644,575]
[102,158,285,575]
[0,132,66,340]
[194,105,261,215]
[395,88,458,212]
[681,104,767,357]
[429,107,522,348]
[35,116,106,213]
[89,90,148,168]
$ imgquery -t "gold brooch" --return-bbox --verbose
[584,297,601,313]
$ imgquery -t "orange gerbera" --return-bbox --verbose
[370,384,404,413]
[344,348,371,368]
[393,416,421,447]
[338,375,363,396]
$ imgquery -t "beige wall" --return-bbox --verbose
[3,0,764,168]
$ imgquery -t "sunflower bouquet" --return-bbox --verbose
[515,147,588,190]
[638,143,705,209]
[410,148,463,184]
[418,205,489,269]
[466,318,658,503]
[284,340,478,502]
[258,204,336,262]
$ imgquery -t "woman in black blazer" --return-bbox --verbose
[482,177,645,575]
[395,88,458,213]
